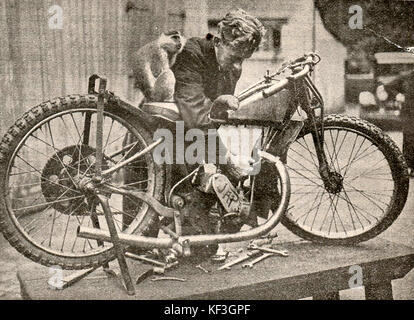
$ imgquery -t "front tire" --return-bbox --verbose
[281,114,409,244]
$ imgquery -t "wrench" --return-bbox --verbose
[196,264,210,274]
[242,253,274,268]
[151,276,187,282]
[247,243,289,257]
[217,250,261,270]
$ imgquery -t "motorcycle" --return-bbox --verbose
[0,53,409,272]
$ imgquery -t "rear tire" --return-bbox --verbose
[0,94,165,269]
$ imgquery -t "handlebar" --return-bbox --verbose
[262,58,312,98]
[236,53,318,105]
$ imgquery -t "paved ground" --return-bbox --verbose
[0,131,412,300]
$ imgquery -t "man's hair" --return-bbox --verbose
[218,9,266,58]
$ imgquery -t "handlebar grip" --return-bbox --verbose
[288,53,314,66]
[289,64,311,80]
[263,63,311,97]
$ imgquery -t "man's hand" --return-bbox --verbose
[376,84,388,102]
[210,95,239,121]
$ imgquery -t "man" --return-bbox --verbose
[379,67,414,175]
[171,9,280,234]
[124,10,278,260]
[168,9,273,259]
[172,9,265,129]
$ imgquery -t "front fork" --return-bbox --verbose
[299,76,337,191]
[308,112,332,184]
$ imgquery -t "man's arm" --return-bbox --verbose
[383,74,406,96]
[172,45,213,129]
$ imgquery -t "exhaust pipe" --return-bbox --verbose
[77,226,174,248]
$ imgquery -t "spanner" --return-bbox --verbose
[247,243,289,257]
[242,253,274,268]
[151,276,187,282]
[217,250,261,270]
[196,264,210,274]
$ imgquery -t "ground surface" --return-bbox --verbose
[0,131,413,300]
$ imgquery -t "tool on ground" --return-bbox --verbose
[247,243,289,257]
[242,253,274,268]
[196,264,210,273]
[153,261,179,275]
[136,269,154,284]
[151,276,187,282]
[217,250,261,270]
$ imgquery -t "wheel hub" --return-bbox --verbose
[41,145,106,215]
[323,171,344,194]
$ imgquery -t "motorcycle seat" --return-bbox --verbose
[141,102,181,122]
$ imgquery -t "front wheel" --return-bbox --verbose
[281,114,409,244]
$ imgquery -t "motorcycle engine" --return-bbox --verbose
[175,170,253,235]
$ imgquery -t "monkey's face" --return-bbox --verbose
[160,31,186,54]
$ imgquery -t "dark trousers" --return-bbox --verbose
[403,130,414,169]
[402,108,414,169]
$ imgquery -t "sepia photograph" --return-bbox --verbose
[0,0,413,305]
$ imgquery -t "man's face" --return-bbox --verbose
[216,42,247,73]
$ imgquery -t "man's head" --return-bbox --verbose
[215,9,266,71]
[399,64,414,76]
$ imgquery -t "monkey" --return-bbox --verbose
[131,31,186,102]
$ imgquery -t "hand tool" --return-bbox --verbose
[217,250,261,270]
[151,276,187,282]
[196,264,210,273]
[136,269,154,284]
[242,253,274,268]
[247,243,289,257]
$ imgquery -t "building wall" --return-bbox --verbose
[0,0,184,135]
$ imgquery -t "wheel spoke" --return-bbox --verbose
[293,138,319,169]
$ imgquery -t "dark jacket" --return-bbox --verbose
[384,70,414,166]
[172,36,241,128]
[384,70,414,130]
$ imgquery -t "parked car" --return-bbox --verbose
[356,52,414,128]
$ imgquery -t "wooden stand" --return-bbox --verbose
[17,238,414,300]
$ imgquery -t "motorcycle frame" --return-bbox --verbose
[78,59,328,254]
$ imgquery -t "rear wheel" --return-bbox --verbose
[0,95,164,269]
[281,114,409,244]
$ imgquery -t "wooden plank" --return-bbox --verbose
[73,0,84,91]
[56,0,67,95]
[0,0,144,135]
[4,0,24,122]
[0,0,10,134]
[34,1,46,101]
